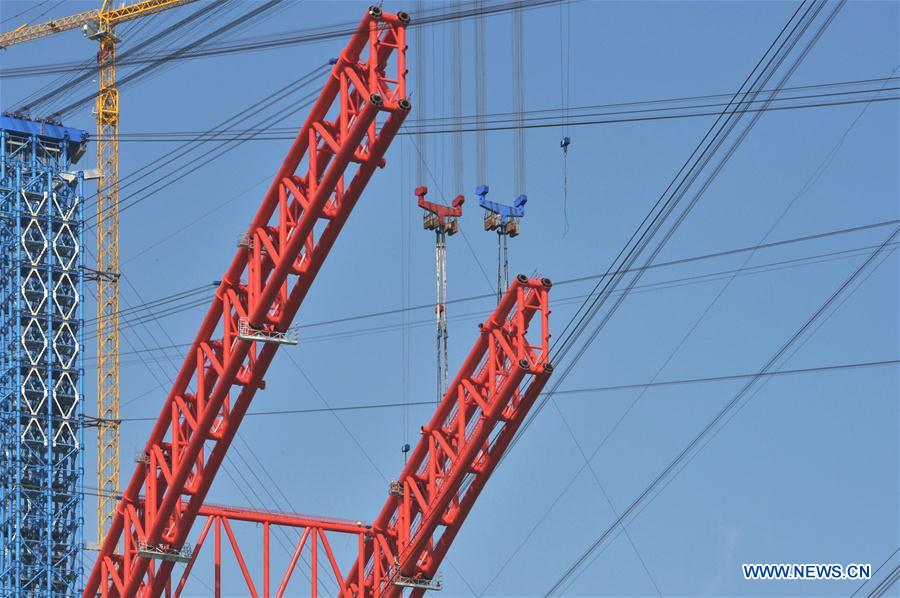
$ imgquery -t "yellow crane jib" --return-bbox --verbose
[0,0,195,47]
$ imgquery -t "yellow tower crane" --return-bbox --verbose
[0,0,199,543]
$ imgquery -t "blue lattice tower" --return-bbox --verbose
[1,114,88,597]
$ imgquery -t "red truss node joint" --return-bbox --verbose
[84,7,409,598]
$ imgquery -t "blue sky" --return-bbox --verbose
[2,0,898,596]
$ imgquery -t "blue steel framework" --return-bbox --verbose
[1,115,88,597]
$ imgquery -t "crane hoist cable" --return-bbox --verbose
[476,185,527,302]
[415,186,464,403]
[452,2,464,196]
[474,0,488,185]
[414,0,427,187]
[512,1,525,197]
[559,0,572,234]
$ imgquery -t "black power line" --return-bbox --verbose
[76,219,900,349]
[489,0,836,495]
[107,275,332,593]
[868,562,900,598]
[53,0,286,117]
[94,358,899,424]
[66,5,572,230]
[480,2,852,592]
[13,0,230,113]
[852,547,900,597]
[548,0,831,364]
[101,80,898,142]
[485,63,899,598]
[79,67,327,228]
[87,239,898,368]
[0,0,52,26]
[1,0,562,79]
[544,227,898,595]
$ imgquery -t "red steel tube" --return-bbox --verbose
[197,503,369,535]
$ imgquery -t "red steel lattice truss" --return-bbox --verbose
[168,274,552,597]
[86,7,555,597]
[85,7,410,596]
[176,503,367,597]
[348,274,552,597]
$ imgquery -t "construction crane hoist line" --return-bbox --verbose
[415,185,464,404]
[476,184,527,302]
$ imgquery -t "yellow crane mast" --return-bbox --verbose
[0,0,199,543]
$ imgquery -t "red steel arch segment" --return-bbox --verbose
[346,275,553,596]
[159,276,553,597]
[84,7,409,597]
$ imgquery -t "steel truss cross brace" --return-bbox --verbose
[172,503,370,598]
[84,7,409,597]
